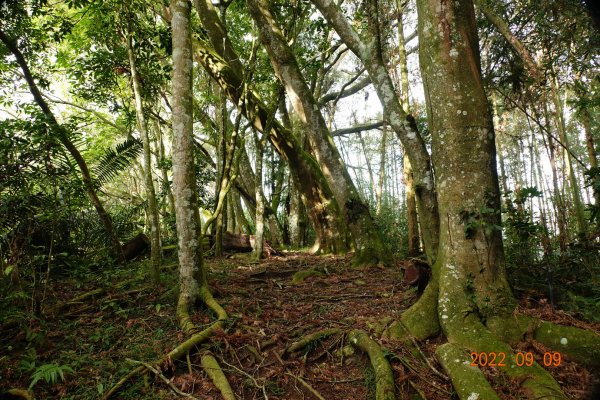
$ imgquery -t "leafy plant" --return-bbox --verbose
[29,363,74,389]
[93,137,142,187]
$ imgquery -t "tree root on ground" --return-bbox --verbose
[291,267,326,284]
[487,314,600,369]
[348,329,395,400]
[127,358,200,399]
[285,372,327,400]
[435,343,499,400]
[201,353,236,400]
[103,285,229,399]
[285,328,340,354]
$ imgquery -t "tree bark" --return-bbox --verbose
[311,0,440,265]
[550,78,588,235]
[171,0,205,333]
[126,31,161,283]
[397,0,597,396]
[247,0,390,266]
[0,29,125,263]
[192,1,348,254]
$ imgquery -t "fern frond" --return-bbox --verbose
[93,138,142,187]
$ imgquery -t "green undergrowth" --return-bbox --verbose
[0,255,183,399]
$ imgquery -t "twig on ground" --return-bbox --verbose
[285,371,327,400]
[127,358,199,399]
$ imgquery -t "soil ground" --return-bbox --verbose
[1,252,598,399]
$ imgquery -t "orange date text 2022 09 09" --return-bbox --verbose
[470,351,563,368]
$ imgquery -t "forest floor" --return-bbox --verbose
[1,252,599,399]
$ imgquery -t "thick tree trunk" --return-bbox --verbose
[0,29,125,263]
[126,33,161,283]
[171,0,205,333]
[192,1,348,254]
[247,0,389,266]
[311,0,440,265]
[395,1,600,397]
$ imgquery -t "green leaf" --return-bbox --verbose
[93,138,142,187]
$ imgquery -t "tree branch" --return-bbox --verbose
[332,121,384,136]
[319,74,371,105]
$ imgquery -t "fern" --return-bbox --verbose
[93,138,142,187]
[29,363,74,388]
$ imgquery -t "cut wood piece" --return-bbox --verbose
[222,231,282,257]
[403,259,430,293]
[122,233,150,260]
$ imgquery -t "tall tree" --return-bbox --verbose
[311,0,440,264]
[193,0,348,254]
[246,0,390,266]
[171,0,205,333]
[125,27,162,283]
[0,29,126,263]
[394,0,600,397]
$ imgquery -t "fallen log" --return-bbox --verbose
[221,231,282,256]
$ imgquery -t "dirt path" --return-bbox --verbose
[1,253,596,399]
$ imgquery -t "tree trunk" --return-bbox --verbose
[375,127,387,215]
[396,0,599,396]
[311,0,440,265]
[0,29,125,263]
[253,131,267,260]
[171,0,205,333]
[247,0,389,266]
[126,32,161,283]
[395,4,421,257]
[192,1,348,254]
[551,78,588,236]
[154,118,176,216]
[214,88,228,257]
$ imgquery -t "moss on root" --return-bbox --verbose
[533,320,600,368]
[398,281,440,340]
[201,353,236,400]
[435,343,500,400]
[286,328,340,354]
[348,329,395,400]
[291,267,325,284]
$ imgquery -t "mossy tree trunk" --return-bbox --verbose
[171,0,206,333]
[125,30,161,284]
[311,0,440,265]
[192,0,348,254]
[247,0,390,266]
[397,0,600,397]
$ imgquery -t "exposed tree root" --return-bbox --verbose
[286,328,340,354]
[398,280,440,340]
[201,353,236,400]
[127,358,200,399]
[103,285,229,399]
[533,320,600,368]
[1,389,34,400]
[348,329,395,400]
[435,343,500,400]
